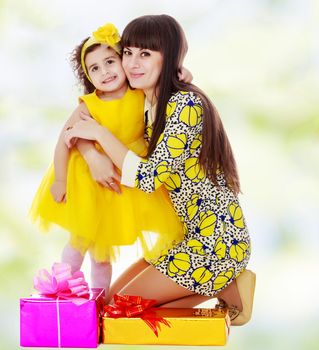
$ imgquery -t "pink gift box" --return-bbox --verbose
[20,288,104,348]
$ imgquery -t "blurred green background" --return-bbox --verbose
[1,0,318,349]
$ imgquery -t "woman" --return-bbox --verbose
[65,14,255,326]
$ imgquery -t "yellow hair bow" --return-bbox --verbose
[80,23,121,83]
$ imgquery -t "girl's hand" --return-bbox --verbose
[86,151,121,194]
[178,66,193,83]
[64,113,102,148]
[50,180,66,203]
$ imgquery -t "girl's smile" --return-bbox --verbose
[85,45,127,99]
[101,75,117,84]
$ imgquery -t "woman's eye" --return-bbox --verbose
[123,50,131,55]
[141,51,150,57]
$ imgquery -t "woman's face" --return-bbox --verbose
[122,47,163,99]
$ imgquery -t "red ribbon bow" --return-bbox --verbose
[33,262,90,305]
[104,294,170,337]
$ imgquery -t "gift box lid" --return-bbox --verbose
[155,307,228,318]
[21,287,104,303]
[103,307,228,319]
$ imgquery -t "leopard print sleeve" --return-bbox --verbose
[135,91,203,193]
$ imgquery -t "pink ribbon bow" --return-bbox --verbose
[33,262,90,305]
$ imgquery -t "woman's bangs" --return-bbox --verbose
[121,20,162,51]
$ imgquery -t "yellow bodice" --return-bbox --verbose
[80,87,146,156]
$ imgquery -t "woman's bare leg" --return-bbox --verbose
[115,264,195,305]
[110,259,242,311]
[159,293,214,308]
[159,279,242,310]
[107,258,149,303]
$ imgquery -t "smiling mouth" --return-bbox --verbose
[130,73,144,79]
[102,76,116,84]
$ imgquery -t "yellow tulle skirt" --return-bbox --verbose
[29,149,184,263]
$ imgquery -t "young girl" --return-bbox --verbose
[29,23,184,295]
[64,15,256,326]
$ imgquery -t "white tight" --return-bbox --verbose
[61,243,112,296]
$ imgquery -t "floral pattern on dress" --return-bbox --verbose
[134,91,251,296]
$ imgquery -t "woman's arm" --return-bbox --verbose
[178,66,193,83]
[64,92,203,193]
[65,112,129,169]
[122,93,203,193]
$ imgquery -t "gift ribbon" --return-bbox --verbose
[33,262,90,304]
[104,294,171,337]
[33,262,90,347]
[56,297,61,347]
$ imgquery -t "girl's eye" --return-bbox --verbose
[91,66,98,72]
[106,59,114,65]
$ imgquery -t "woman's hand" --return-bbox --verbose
[64,113,103,148]
[178,66,193,83]
[85,150,121,194]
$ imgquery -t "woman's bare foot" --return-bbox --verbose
[215,279,243,312]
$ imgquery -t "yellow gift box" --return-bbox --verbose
[102,307,230,346]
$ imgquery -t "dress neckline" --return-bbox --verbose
[93,86,131,103]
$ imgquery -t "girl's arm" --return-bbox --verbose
[50,103,90,202]
[76,139,121,193]
[50,133,69,203]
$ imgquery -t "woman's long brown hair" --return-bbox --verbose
[121,15,240,193]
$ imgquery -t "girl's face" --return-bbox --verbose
[122,47,163,100]
[85,45,127,98]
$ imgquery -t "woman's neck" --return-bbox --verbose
[144,91,157,123]
[144,89,157,107]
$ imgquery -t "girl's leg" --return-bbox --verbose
[114,264,195,306]
[90,254,112,297]
[61,243,84,273]
[107,258,149,303]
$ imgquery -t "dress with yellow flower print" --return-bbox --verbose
[122,91,251,296]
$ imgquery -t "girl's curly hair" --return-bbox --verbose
[69,37,99,94]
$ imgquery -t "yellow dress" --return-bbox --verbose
[29,87,183,262]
